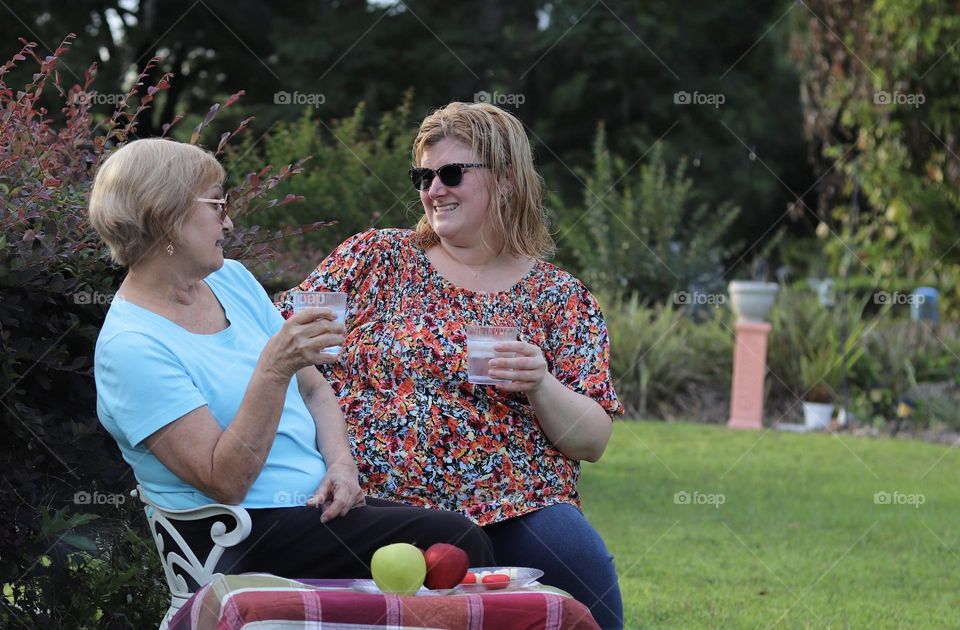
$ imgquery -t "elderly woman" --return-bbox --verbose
[89,138,494,580]
[278,102,624,628]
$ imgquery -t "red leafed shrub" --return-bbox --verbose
[0,34,314,627]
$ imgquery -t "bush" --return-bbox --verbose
[557,124,741,302]
[0,36,305,627]
[225,91,418,284]
[766,287,868,405]
[853,320,960,429]
[600,292,733,418]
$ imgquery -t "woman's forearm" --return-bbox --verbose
[207,365,290,503]
[208,313,349,503]
[525,374,613,462]
[304,378,356,468]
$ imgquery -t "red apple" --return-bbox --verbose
[423,543,469,590]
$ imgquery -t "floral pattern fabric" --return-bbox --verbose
[276,229,622,526]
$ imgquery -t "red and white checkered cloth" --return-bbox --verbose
[170,574,600,630]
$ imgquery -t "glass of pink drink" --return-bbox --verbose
[465,325,519,384]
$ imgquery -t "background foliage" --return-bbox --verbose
[790,0,960,316]
[0,0,814,288]
[559,125,741,299]
[224,91,418,275]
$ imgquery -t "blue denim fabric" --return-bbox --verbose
[483,503,624,629]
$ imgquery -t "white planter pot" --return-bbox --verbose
[802,401,834,430]
[728,281,779,322]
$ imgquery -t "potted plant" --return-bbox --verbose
[799,348,842,429]
[796,306,866,430]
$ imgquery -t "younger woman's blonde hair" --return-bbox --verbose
[411,102,554,259]
[88,139,224,267]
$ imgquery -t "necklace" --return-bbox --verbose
[440,244,498,279]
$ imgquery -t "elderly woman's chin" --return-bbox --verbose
[187,240,227,276]
[210,245,227,270]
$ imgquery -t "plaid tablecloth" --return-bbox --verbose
[169,573,600,630]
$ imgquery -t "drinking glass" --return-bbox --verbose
[465,325,519,384]
[291,291,348,355]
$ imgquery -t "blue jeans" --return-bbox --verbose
[482,503,624,629]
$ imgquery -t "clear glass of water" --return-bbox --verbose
[291,291,348,355]
[465,324,519,384]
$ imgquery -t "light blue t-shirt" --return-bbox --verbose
[95,259,327,510]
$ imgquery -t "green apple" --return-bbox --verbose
[370,543,426,595]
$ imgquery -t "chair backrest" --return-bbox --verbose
[132,486,252,627]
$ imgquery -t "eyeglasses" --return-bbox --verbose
[409,163,488,191]
[196,192,230,222]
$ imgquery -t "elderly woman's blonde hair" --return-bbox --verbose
[411,102,555,259]
[88,139,224,267]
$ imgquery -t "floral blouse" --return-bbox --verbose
[276,229,622,526]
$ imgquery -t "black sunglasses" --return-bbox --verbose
[409,163,488,191]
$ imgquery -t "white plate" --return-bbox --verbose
[350,580,456,596]
[350,567,544,596]
[455,566,545,593]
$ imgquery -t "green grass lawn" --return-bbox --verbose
[580,421,960,629]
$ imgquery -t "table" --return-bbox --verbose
[169,573,601,630]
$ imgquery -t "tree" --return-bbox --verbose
[791,0,960,314]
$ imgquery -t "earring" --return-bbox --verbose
[166,243,175,256]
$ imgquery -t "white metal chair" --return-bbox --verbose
[132,485,252,629]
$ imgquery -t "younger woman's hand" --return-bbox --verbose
[487,341,549,393]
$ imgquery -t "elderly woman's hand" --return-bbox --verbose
[306,461,366,522]
[262,308,345,380]
[487,341,550,394]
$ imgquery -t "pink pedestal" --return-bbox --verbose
[727,320,772,430]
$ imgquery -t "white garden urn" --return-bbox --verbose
[727,281,779,323]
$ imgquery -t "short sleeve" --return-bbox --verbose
[259,286,285,335]
[96,332,208,447]
[211,259,285,336]
[274,229,391,321]
[235,259,285,336]
[544,280,623,417]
